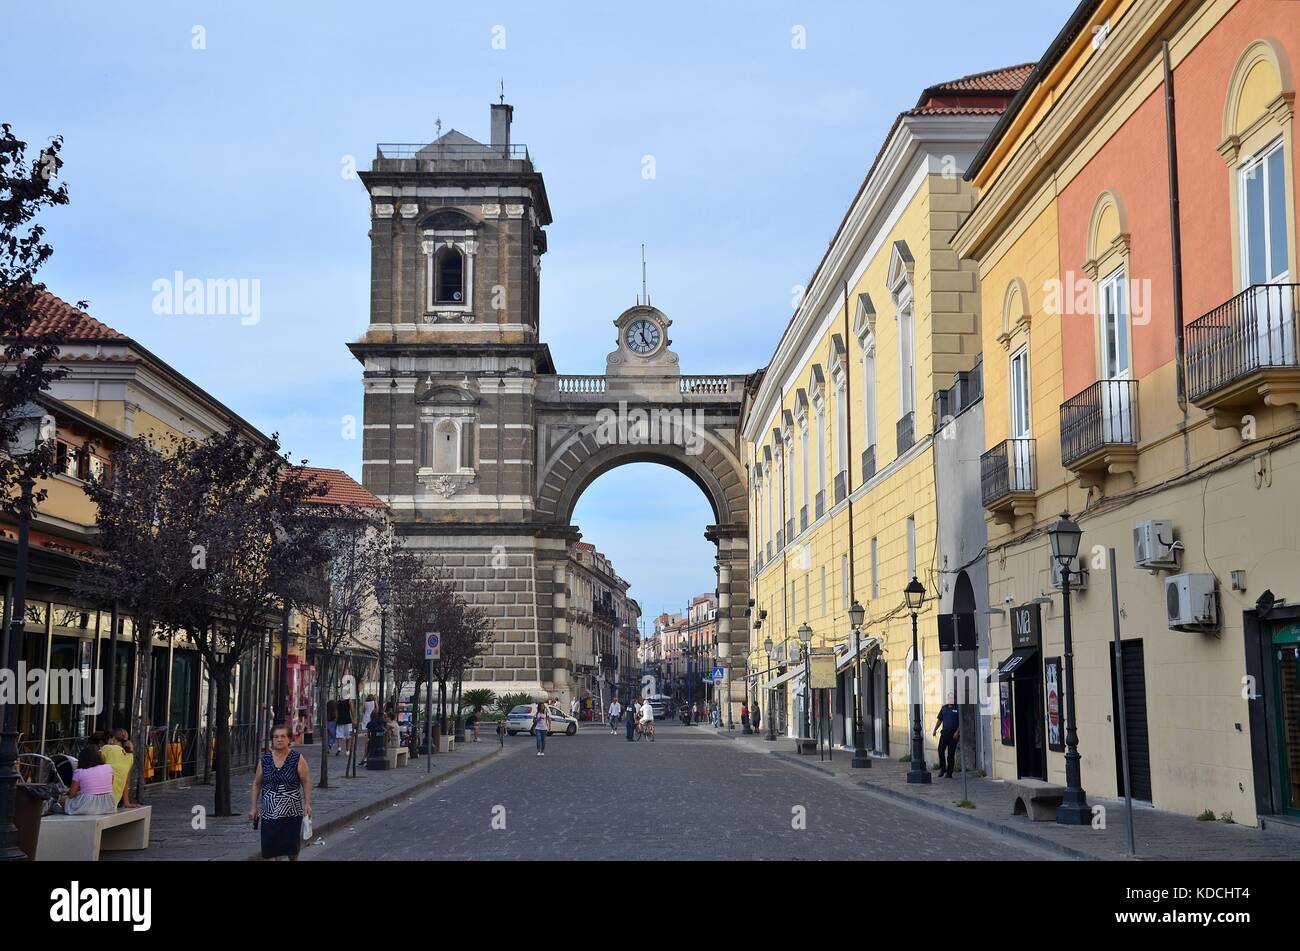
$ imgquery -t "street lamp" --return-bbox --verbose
[904,576,931,784]
[849,599,871,769]
[1049,511,1090,825]
[763,635,777,741]
[797,622,813,740]
[680,632,692,720]
[0,410,54,861]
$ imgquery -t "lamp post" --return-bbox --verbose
[764,636,777,741]
[367,583,390,771]
[849,599,871,769]
[1049,511,1090,825]
[1,411,53,861]
[797,622,812,740]
[905,576,931,784]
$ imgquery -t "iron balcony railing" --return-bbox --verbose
[1060,379,1139,467]
[861,445,876,482]
[815,490,825,519]
[981,438,1036,508]
[896,412,915,457]
[786,517,795,542]
[1186,283,1300,402]
[833,469,847,504]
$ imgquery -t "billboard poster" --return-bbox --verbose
[1000,681,1014,745]
[1044,656,1064,752]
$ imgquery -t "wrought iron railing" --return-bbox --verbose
[799,505,808,533]
[833,470,847,504]
[861,445,876,482]
[815,490,825,519]
[1186,283,1299,402]
[786,518,795,541]
[896,412,915,457]
[981,438,1036,508]
[376,143,531,161]
[555,375,607,394]
[1061,379,1139,467]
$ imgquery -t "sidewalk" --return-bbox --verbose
[103,739,506,861]
[719,728,1298,860]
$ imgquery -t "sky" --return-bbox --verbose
[3,0,1075,626]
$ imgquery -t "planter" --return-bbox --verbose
[438,734,454,753]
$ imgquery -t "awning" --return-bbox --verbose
[836,635,882,672]
[995,648,1038,680]
[762,666,803,691]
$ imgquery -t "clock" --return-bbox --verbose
[623,317,662,356]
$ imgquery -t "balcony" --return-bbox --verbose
[861,445,876,482]
[1060,379,1139,491]
[833,470,847,504]
[1186,283,1300,428]
[896,412,915,457]
[980,438,1036,526]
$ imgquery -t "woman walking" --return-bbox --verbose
[250,722,313,861]
[533,703,551,756]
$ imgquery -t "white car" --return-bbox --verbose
[505,703,578,736]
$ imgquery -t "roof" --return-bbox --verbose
[917,64,1036,101]
[297,467,387,508]
[23,289,128,341]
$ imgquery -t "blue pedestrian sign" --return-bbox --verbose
[711,666,725,683]
[425,631,441,661]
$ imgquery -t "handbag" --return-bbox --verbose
[301,814,313,840]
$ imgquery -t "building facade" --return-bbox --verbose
[954,0,1300,825]
[742,68,1027,754]
[565,540,640,715]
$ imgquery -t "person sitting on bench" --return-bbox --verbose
[61,747,118,816]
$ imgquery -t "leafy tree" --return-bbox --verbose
[386,549,450,752]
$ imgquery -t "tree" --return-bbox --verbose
[164,427,329,816]
[386,549,450,753]
[287,503,393,788]
[77,434,193,803]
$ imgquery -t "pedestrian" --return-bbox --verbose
[608,696,622,734]
[533,702,551,756]
[249,722,312,861]
[335,693,353,757]
[740,701,750,732]
[466,710,479,742]
[293,707,308,746]
[326,699,338,753]
[362,693,378,734]
[933,692,960,778]
[752,700,762,734]
[384,710,401,749]
[625,699,637,742]
[570,696,578,719]
[60,747,117,816]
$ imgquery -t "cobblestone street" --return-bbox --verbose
[304,723,1055,860]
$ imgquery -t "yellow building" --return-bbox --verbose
[742,68,1029,760]
[954,0,1300,825]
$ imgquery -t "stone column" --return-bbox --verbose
[551,562,570,705]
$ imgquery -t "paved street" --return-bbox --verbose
[304,722,1054,860]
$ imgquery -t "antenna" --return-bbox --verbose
[435,117,442,138]
[499,79,505,104]
[641,244,649,306]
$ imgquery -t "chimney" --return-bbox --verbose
[490,102,513,148]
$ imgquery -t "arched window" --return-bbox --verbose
[434,246,465,304]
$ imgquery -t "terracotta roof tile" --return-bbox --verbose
[296,467,387,508]
[922,63,1035,97]
[20,289,130,341]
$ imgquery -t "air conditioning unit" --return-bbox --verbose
[1050,555,1088,592]
[1134,519,1178,570]
[1165,573,1218,631]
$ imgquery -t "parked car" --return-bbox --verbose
[505,703,579,736]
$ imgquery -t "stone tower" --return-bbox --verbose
[350,102,751,710]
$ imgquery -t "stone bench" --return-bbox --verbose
[1007,779,1066,821]
[794,737,818,755]
[385,746,409,768]
[36,805,152,861]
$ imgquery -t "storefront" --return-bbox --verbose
[994,603,1046,781]
[1245,606,1300,822]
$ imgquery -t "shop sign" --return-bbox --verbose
[1010,603,1041,650]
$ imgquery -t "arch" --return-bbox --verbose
[953,569,977,615]
[1221,39,1293,142]
[1000,277,1030,344]
[422,208,479,232]
[433,245,465,303]
[1085,189,1129,271]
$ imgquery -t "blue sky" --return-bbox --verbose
[4,0,1073,625]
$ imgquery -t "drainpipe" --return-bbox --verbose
[1163,40,1191,458]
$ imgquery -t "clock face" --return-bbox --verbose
[624,318,662,355]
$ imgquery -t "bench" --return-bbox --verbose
[385,746,409,768]
[794,737,818,755]
[1007,779,1066,821]
[36,805,152,861]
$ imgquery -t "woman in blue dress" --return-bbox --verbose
[250,722,313,860]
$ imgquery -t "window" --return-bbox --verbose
[1010,346,1031,439]
[800,422,809,510]
[432,419,460,472]
[433,246,465,304]
[785,441,795,525]
[870,537,879,599]
[834,380,848,476]
[862,344,877,449]
[1099,267,1131,379]
[1240,140,1289,286]
[898,303,915,417]
[815,401,826,497]
[906,516,916,578]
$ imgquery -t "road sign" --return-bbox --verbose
[425,631,441,661]
[711,665,725,683]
